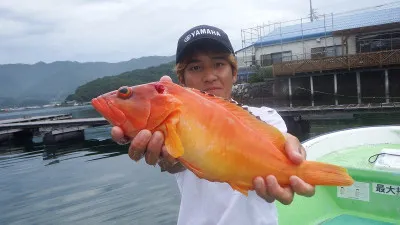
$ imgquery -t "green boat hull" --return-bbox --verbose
[276,126,400,225]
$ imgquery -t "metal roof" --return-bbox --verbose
[254,6,400,47]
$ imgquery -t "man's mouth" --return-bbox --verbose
[203,87,222,92]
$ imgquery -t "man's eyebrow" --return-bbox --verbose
[187,59,201,64]
[211,56,227,60]
[186,56,227,64]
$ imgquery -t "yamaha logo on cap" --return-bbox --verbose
[184,35,191,42]
[176,25,235,64]
[185,28,222,40]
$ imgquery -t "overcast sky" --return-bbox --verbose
[0,0,397,64]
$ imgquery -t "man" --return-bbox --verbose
[111,25,315,224]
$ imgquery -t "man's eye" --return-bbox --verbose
[191,66,201,71]
[215,62,226,67]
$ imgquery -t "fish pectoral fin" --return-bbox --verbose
[164,120,184,158]
[228,182,249,196]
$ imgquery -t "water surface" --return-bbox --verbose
[1,105,399,224]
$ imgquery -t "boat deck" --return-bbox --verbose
[276,126,400,225]
[320,214,395,225]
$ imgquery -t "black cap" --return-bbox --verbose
[175,25,235,64]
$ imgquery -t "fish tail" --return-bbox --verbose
[297,161,354,186]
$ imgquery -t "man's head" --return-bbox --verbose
[174,25,238,99]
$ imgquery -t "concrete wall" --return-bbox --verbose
[255,36,345,60]
[235,34,357,68]
[347,35,357,55]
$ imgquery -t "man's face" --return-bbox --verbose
[181,51,237,99]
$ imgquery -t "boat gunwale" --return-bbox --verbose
[301,125,400,161]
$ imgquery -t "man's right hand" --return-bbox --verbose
[111,126,186,173]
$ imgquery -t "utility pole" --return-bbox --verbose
[310,0,314,22]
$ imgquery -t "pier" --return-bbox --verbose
[0,114,72,124]
[275,102,400,117]
[1,101,400,145]
[275,102,400,138]
[0,114,108,145]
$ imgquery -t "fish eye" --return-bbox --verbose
[117,86,133,99]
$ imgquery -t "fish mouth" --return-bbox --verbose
[91,97,127,127]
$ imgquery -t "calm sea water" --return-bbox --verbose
[0,106,180,225]
[1,105,400,225]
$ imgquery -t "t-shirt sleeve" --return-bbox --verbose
[245,106,287,133]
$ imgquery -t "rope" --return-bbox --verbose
[295,87,400,100]
[368,152,400,163]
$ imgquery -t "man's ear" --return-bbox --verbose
[178,76,186,86]
[232,70,238,83]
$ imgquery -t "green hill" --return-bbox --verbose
[0,55,175,107]
[66,61,179,102]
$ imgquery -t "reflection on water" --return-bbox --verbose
[0,137,181,225]
[1,105,400,224]
[304,112,400,141]
[0,105,100,120]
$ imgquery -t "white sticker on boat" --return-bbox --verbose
[372,183,400,196]
[337,181,370,202]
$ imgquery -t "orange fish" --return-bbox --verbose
[91,79,354,196]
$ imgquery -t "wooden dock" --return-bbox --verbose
[1,102,399,145]
[275,102,400,117]
[274,102,400,138]
[0,114,72,124]
[0,117,107,130]
[1,102,397,131]
[0,114,107,145]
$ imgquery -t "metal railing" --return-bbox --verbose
[272,49,400,76]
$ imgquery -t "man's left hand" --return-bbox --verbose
[253,133,316,205]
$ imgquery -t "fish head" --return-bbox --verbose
[91,80,183,138]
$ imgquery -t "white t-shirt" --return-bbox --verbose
[174,106,288,225]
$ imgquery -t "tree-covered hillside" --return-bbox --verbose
[0,55,175,107]
[66,61,179,102]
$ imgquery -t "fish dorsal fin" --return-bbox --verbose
[188,88,286,153]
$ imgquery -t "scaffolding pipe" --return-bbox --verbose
[324,14,327,48]
[301,18,305,58]
[331,13,335,54]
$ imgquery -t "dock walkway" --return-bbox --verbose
[0,117,107,130]
[1,102,399,144]
[0,114,100,144]
[276,102,400,117]
[0,114,72,124]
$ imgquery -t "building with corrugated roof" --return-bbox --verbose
[236,2,400,80]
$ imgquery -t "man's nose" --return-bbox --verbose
[203,67,218,82]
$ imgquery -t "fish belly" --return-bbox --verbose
[177,109,294,188]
